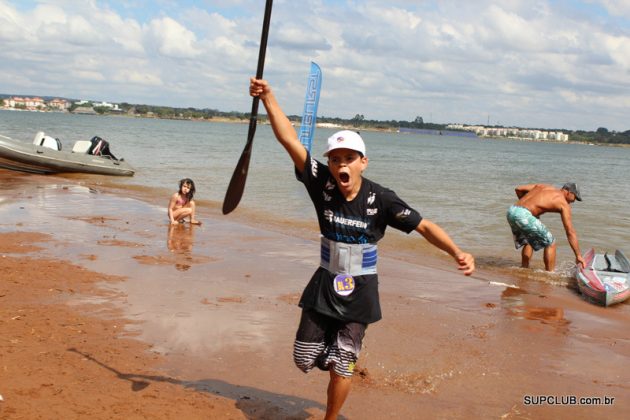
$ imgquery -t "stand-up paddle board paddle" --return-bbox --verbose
[222,0,273,215]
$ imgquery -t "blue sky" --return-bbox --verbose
[1,0,629,131]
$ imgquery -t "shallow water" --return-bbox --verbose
[2,173,628,338]
[2,110,630,279]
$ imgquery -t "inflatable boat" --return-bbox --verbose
[0,132,135,176]
[575,248,630,306]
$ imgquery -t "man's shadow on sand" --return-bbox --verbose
[68,348,337,419]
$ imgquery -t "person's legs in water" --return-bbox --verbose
[172,207,192,223]
[172,202,201,225]
[509,206,554,270]
[521,244,533,268]
[543,242,557,271]
[188,200,201,225]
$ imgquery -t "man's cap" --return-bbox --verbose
[562,182,582,201]
[323,130,366,157]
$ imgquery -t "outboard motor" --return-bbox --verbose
[88,136,118,160]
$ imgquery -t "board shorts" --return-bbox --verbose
[506,205,555,251]
[293,309,366,378]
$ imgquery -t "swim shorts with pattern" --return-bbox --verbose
[506,205,555,251]
[293,309,366,378]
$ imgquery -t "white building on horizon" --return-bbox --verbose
[448,124,569,142]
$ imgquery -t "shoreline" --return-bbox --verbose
[475,134,630,148]
[1,170,629,419]
[2,108,626,148]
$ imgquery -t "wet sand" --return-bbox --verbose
[1,169,629,419]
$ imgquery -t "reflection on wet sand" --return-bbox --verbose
[500,284,571,333]
[167,224,195,271]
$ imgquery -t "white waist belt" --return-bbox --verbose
[320,237,377,276]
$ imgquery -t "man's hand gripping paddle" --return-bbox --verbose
[222,0,273,215]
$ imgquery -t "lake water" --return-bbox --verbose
[1,109,629,277]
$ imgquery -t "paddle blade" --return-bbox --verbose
[222,143,253,214]
[221,0,272,214]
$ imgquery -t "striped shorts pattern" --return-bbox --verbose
[293,310,366,378]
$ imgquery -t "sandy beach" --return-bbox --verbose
[1,168,629,419]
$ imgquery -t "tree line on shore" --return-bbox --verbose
[5,96,628,145]
[115,103,630,145]
[91,103,447,132]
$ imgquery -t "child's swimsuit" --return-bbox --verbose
[506,205,555,251]
[176,195,188,206]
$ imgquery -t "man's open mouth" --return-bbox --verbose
[339,173,350,183]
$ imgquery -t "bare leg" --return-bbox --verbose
[543,242,557,272]
[325,371,351,420]
[521,244,533,268]
[172,208,192,224]
[189,201,201,225]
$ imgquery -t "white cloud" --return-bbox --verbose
[114,68,162,86]
[603,33,630,68]
[274,23,330,51]
[598,0,630,17]
[99,10,145,53]
[70,69,106,81]
[146,16,201,59]
[0,3,25,41]
[0,0,629,131]
[483,5,546,51]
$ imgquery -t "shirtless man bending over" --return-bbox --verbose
[506,183,585,271]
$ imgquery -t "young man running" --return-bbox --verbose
[250,77,475,419]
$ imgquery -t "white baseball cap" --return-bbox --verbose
[323,130,366,157]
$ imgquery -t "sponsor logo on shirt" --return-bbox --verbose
[324,212,368,229]
[324,209,334,223]
[367,208,378,216]
[323,191,332,202]
[325,178,335,190]
[310,158,318,177]
[396,208,412,220]
[367,192,375,205]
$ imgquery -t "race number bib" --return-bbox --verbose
[333,274,355,296]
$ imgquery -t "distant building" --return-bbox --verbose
[5,96,45,110]
[93,101,120,111]
[2,96,71,111]
[317,122,342,128]
[447,124,569,142]
[48,98,70,110]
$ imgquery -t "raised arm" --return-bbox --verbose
[415,219,475,275]
[250,78,307,173]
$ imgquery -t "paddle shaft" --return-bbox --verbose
[222,0,273,214]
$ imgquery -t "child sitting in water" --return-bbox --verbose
[168,178,201,225]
